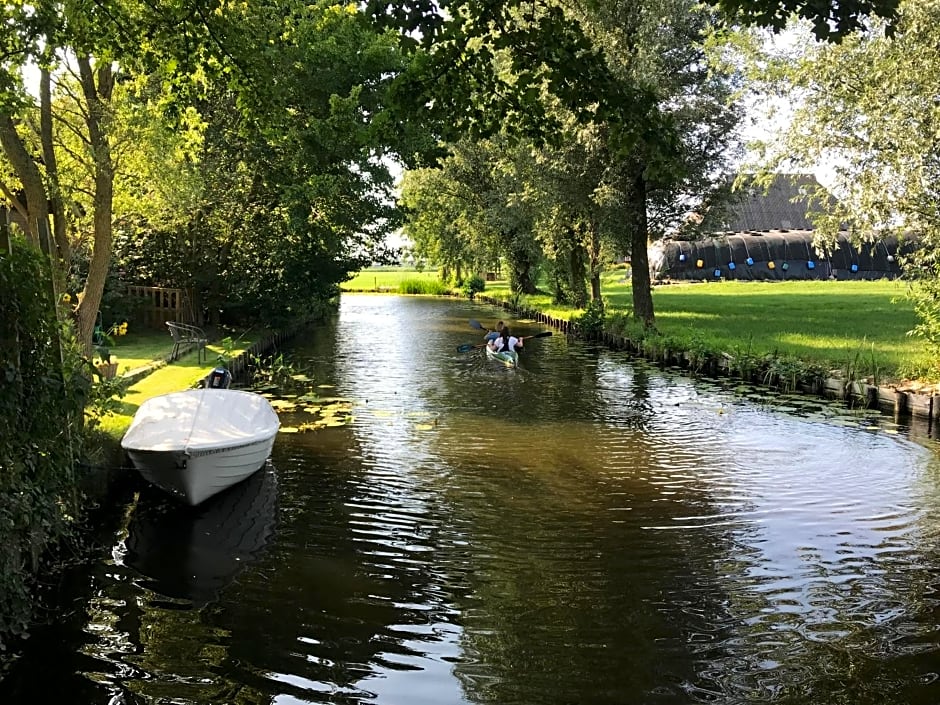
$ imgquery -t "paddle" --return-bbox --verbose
[520,331,553,342]
[469,319,488,331]
[456,330,552,353]
[456,342,485,353]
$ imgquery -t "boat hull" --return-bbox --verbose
[122,389,280,506]
[486,347,519,367]
[126,435,276,506]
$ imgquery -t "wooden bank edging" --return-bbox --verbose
[473,294,938,426]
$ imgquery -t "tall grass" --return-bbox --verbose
[397,278,452,295]
[342,268,440,291]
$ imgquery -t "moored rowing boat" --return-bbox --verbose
[121,388,280,506]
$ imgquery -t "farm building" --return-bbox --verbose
[649,230,914,282]
[649,174,915,281]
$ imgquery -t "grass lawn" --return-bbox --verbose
[94,329,264,438]
[484,273,932,382]
[342,267,441,291]
[98,328,175,374]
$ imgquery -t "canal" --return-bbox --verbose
[3,293,940,704]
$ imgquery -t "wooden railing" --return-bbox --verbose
[126,286,190,329]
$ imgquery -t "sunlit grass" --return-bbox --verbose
[482,273,930,381]
[342,267,442,291]
[94,333,262,438]
[98,329,174,372]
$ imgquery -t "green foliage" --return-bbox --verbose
[83,368,131,433]
[462,275,485,300]
[906,257,940,360]
[727,336,762,380]
[398,278,451,295]
[574,299,607,338]
[248,352,308,392]
[0,239,84,648]
[715,0,899,41]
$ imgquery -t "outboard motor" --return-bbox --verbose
[205,366,233,389]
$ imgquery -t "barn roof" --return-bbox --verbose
[703,174,832,233]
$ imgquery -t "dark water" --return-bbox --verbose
[4,294,940,704]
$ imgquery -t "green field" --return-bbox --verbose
[483,274,931,382]
[342,267,443,291]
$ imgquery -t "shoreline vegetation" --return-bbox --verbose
[342,267,940,413]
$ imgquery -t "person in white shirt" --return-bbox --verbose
[488,326,523,354]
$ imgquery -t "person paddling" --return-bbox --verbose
[483,320,504,343]
[488,325,523,354]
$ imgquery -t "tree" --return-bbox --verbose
[3,0,417,338]
[596,0,740,326]
[714,0,899,41]
[380,0,739,326]
[399,133,543,296]
[742,1,940,355]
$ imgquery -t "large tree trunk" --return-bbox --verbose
[40,68,70,263]
[1,215,9,254]
[568,236,588,309]
[588,218,602,303]
[75,57,115,356]
[628,172,654,328]
[0,113,49,251]
[507,234,538,295]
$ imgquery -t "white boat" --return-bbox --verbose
[121,389,280,506]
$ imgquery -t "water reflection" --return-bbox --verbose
[3,295,940,705]
[119,463,278,606]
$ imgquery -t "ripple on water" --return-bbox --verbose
[5,295,940,705]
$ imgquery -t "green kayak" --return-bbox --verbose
[485,346,519,368]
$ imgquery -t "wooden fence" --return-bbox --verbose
[127,286,191,329]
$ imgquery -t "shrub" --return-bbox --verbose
[462,275,485,300]
[0,238,85,649]
[574,299,607,338]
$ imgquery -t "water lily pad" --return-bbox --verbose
[268,399,298,411]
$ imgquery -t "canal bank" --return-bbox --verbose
[472,292,940,437]
[82,316,319,503]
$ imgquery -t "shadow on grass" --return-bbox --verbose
[111,400,140,418]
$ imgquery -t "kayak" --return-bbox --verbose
[485,346,519,368]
